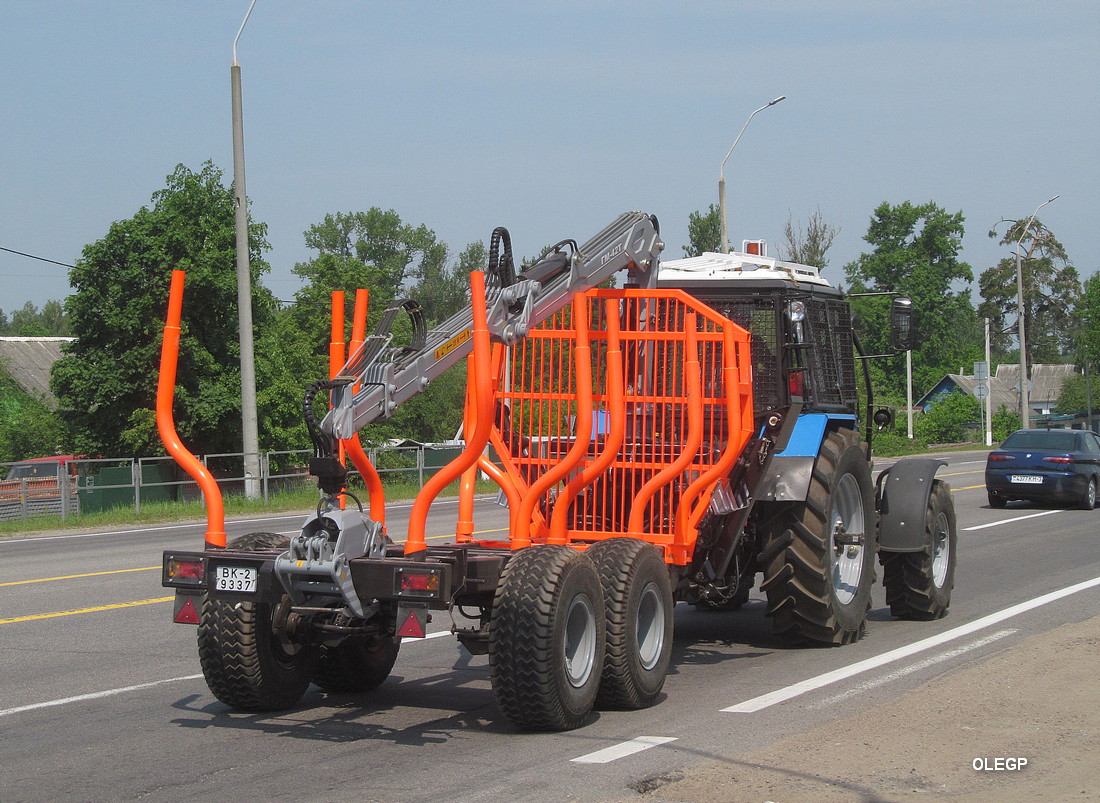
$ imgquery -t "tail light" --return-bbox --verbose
[165,556,206,587]
[1043,456,1074,465]
[788,370,805,401]
[987,454,1013,462]
[395,567,443,598]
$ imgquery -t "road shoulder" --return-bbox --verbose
[626,613,1100,802]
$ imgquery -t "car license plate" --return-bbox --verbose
[1009,475,1043,485]
[214,565,257,592]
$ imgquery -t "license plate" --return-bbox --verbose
[1010,475,1043,485]
[214,565,257,592]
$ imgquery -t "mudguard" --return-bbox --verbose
[877,458,948,553]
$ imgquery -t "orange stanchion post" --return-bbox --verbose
[405,271,494,556]
[455,357,479,542]
[627,313,704,561]
[678,322,753,538]
[548,296,608,542]
[518,295,594,547]
[329,292,348,509]
[156,270,227,548]
[342,288,387,525]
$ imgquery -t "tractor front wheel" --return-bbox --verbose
[761,429,876,645]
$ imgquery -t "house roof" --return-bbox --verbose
[0,337,73,405]
[916,363,1076,413]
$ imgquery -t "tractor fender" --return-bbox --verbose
[876,458,948,553]
[757,413,856,503]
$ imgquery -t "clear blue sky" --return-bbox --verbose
[2,1,1097,313]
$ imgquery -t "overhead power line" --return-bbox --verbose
[0,245,75,269]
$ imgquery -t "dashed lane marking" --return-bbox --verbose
[963,509,1062,531]
[572,736,678,764]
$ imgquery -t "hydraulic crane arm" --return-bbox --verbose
[317,211,663,442]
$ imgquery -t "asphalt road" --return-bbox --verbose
[2,451,1098,803]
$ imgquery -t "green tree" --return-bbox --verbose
[781,209,838,270]
[279,210,479,446]
[0,301,69,336]
[51,161,274,457]
[844,201,981,399]
[991,405,1020,442]
[1073,272,1100,377]
[914,391,980,444]
[682,204,721,257]
[979,216,1080,365]
[0,359,65,461]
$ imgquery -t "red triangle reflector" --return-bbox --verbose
[174,596,200,624]
[396,609,425,638]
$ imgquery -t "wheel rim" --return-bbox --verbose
[635,581,666,671]
[564,594,597,688]
[830,473,866,605]
[1089,481,1097,509]
[931,511,950,587]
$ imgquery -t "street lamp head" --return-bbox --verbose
[769,95,787,106]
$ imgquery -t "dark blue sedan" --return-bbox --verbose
[985,429,1100,510]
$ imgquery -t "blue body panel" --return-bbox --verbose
[774,413,856,457]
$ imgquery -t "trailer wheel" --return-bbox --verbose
[489,545,606,731]
[761,429,876,645]
[587,538,673,710]
[197,533,318,711]
[314,630,401,693]
[881,479,957,620]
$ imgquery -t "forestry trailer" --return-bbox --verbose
[161,211,957,731]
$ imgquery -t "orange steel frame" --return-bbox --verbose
[407,280,754,567]
[157,270,227,548]
[160,270,752,567]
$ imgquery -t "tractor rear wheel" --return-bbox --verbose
[587,538,673,710]
[881,479,957,620]
[761,429,876,645]
[197,533,318,711]
[489,545,606,731]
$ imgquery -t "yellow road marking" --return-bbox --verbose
[2,526,512,623]
[1,597,174,624]
[1,566,160,587]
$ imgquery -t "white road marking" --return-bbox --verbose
[805,629,1017,710]
[722,575,1100,713]
[963,509,1063,531]
[0,674,204,718]
[0,629,452,719]
[572,736,678,764]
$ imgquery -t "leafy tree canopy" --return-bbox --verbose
[50,161,274,457]
[0,300,69,337]
[276,209,480,447]
[978,216,1080,365]
[844,201,980,398]
[683,204,721,257]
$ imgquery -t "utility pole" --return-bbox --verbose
[718,96,785,254]
[1014,195,1059,430]
[232,0,261,498]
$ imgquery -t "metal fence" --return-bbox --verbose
[0,441,465,523]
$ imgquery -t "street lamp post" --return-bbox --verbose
[718,96,785,254]
[232,0,261,498]
[1014,194,1059,430]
